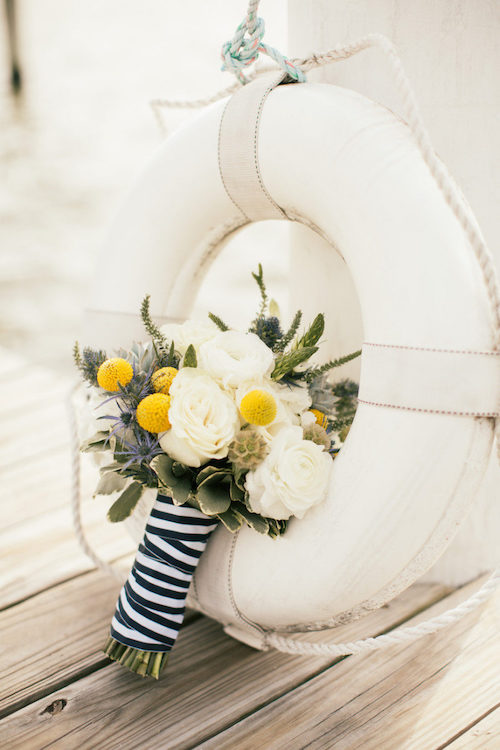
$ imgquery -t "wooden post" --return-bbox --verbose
[288,0,500,585]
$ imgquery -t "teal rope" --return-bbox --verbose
[221,0,306,84]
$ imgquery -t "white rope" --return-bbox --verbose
[71,22,500,652]
[66,383,125,583]
[267,569,500,656]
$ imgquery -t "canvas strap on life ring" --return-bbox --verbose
[218,70,290,221]
[218,73,500,420]
[359,343,500,417]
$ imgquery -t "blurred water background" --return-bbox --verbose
[0,0,288,373]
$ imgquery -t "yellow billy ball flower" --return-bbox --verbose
[136,394,171,433]
[309,408,329,429]
[97,358,133,392]
[240,389,277,426]
[151,367,178,394]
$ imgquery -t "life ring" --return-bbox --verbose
[83,72,499,646]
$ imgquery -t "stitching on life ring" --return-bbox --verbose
[217,97,250,219]
[363,342,500,357]
[251,76,289,219]
[227,528,267,639]
[357,398,499,418]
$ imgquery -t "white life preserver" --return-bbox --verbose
[83,72,499,647]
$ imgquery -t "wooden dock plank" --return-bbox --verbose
[444,707,500,748]
[0,567,199,720]
[0,581,452,750]
[196,578,500,750]
[0,501,134,610]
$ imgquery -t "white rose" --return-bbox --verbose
[245,425,331,520]
[199,331,274,390]
[160,319,219,355]
[159,368,239,467]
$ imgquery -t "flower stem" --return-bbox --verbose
[103,636,169,679]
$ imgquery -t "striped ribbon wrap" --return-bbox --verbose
[110,494,218,653]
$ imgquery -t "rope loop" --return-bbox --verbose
[220,0,306,84]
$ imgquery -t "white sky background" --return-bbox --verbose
[0,1,288,371]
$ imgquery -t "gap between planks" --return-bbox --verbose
[440,706,500,749]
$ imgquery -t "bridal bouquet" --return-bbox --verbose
[74,265,360,678]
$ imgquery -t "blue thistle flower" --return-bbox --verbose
[252,316,283,349]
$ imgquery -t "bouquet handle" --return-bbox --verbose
[105,493,218,678]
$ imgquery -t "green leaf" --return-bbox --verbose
[229,479,245,503]
[268,298,280,319]
[150,455,175,485]
[93,472,128,497]
[170,480,192,506]
[251,263,268,318]
[305,349,362,382]
[182,344,197,368]
[80,431,109,453]
[107,482,143,522]
[196,481,231,516]
[271,345,318,381]
[171,461,188,478]
[232,502,270,535]
[197,466,232,488]
[217,507,244,532]
[208,312,230,332]
[274,310,302,352]
[99,462,124,474]
[233,468,247,492]
[151,455,192,502]
[298,313,325,349]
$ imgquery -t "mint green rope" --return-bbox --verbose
[221,0,306,84]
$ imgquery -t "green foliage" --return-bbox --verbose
[252,263,268,318]
[93,471,128,497]
[232,502,270,535]
[208,312,230,332]
[73,342,107,386]
[80,431,109,453]
[217,507,244,532]
[150,455,193,505]
[197,478,232,516]
[274,310,302,353]
[140,295,179,368]
[305,349,362,382]
[107,482,143,522]
[182,344,197,368]
[297,313,325,349]
[332,378,359,422]
[272,345,318,381]
[251,316,283,349]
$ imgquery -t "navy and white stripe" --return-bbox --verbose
[110,494,218,652]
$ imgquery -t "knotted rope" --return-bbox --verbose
[71,5,500,658]
[220,0,306,84]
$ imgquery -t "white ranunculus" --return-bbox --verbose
[245,425,331,520]
[159,368,239,467]
[160,319,219,355]
[199,331,274,390]
[272,380,312,418]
